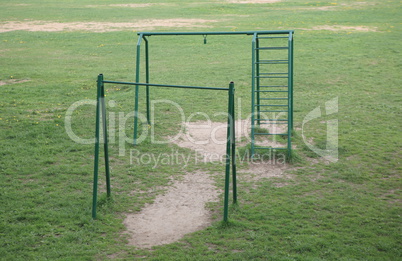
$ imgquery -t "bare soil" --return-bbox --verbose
[0,19,221,33]
[124,120,293,248]
[123,171,219,248]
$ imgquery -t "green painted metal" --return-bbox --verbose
[133,34,143,145]
[92,75,102,219]
[144,36,151,125]
[92,74,111,219]
[138,30,294,36]
[251,33,257,157]
[223,81,236,222]
[93,75,237,222]
[229,82,237,205]
[250,31,294,160]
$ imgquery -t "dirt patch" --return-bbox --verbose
[170,119,287,162]
[123,171,218,248]
[296,25,377,32]
[0,19,221,33]
[0,79,30,86]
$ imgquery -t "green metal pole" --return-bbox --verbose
[223,84,233,222]
[100,81,111,197]
[256,37,261,126]
[134,34,143,145]
[92,74,103,219]
[287,32,293,160]
[144,36,151,125]
[289,32,294,131]
[229,82,237,204]
[251,33,257,157]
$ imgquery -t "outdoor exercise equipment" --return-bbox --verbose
[132,30,294,157]
[92,74,236,222]
[92,30,294,221]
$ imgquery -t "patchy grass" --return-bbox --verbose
[0,0,401,260]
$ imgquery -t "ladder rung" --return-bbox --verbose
[257,36,289,39]
[257,110,288,113]
[255,47,288,50]
[253,147,288,150]
[255,104,288,107]
[255,133,288,136]
[255,76,288,79]
[260,73,288,75]
[255,119,288,121]
[258,122,288,125]
[260,85,288,88]
[255,90,288,92]
[260,98,288,100]
[256,122,288,125]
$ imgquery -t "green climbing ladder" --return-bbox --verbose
[251,31,294,159]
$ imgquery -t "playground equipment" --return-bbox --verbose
[92,74,237,221]
[132,30,294,157]
[92,30,294,221]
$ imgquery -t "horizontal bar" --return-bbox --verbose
[102,80,228,91]
[256,119,288,121]
[258,110,288,113]
[138,30,294,36]
[260,85,288,87]
[260,73,288,75]
[255,90,288,92]
[255,104,288,107]
[255,76,288,79]
[255,133,288,136]
[256,122,288,125]
[255,119,288,121]
[254,147,287,150]
[257,36,289,39]
[255,47,288,50]
[260,96,288,100]
[256,60,288,64]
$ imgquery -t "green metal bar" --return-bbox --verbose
[256,36,261,127]
[102,80,229,91]
[144,36,151,125]
[138,30,294,36]
[100,81,111,198]
[229,82,237,204]
[251,33,257,157]
[289,32,294,131]
[134,34,143,145]
[287,32,293,159]
[223,82,234,222]
[92,74,103,219]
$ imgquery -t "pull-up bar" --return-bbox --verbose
[138,30,294,36]
[92,74,237,223]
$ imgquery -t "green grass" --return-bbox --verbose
[1,0,401,260]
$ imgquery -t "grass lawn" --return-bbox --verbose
[0,0,401,260]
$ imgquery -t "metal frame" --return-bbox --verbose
[133,30,294,158]
[92,75,236,222]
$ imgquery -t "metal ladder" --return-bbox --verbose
[251,31,294,159]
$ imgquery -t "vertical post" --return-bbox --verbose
[134,34,143,145]
[251,33,257,157]
[223,83,234,222]
[100,81,111,197]
[229,82,237,204]
[256,36,261,126]
[289,32,294,131]
[287,32,293,160]
[92,74,103,219]
[144,36,151,125]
